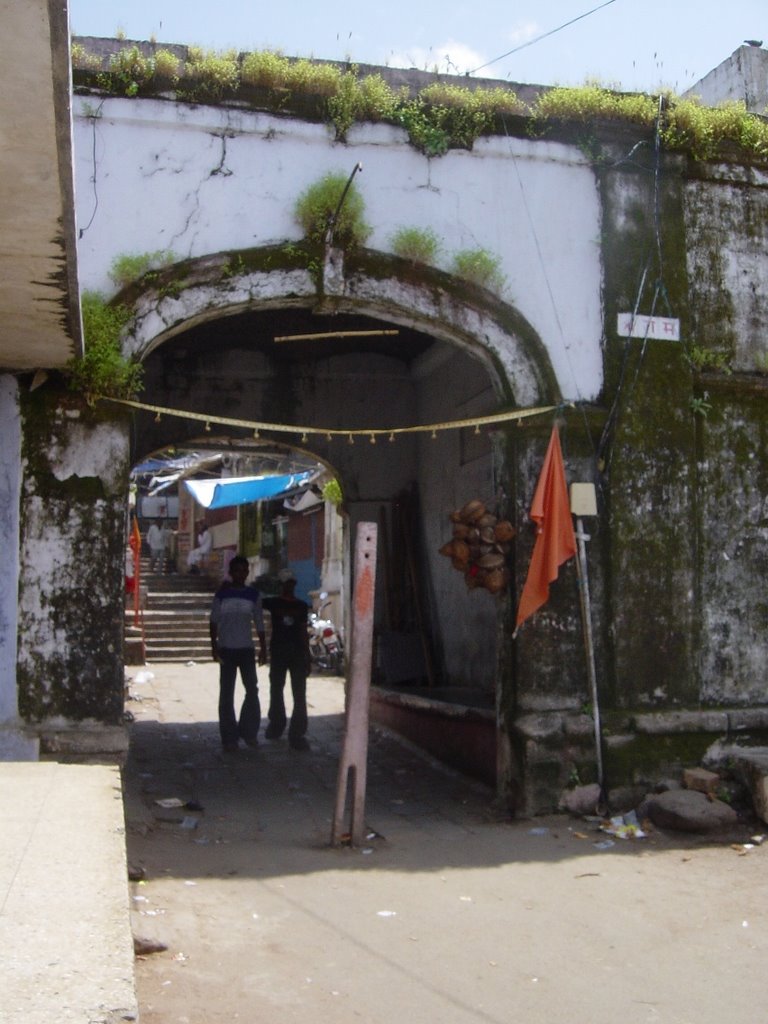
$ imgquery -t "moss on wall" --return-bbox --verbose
[16,386,131,726]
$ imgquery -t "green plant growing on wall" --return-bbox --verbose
[662,98,768,161]
[326,69,398,140]
[326,69,361,140]
[451,248,505,292]
[72,40,768,164]
[322,478,343,506]
[530,82,659,126]
[689,394,712,418]
[294,172,371,249]
[98,44,154,97]
[288,58,344,97]
[395,100,451,156]
[153,49,182,83]
[390,226,441,265]
[180,47,240,103]
[109,250,177,289]
[240,49,290,89]
[394,84,517,155]
[685,344,733,374]
[355,73,400,122]
[65,292,142,404]
[71,42,102,73]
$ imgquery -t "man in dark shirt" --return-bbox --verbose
[263,569,312,751]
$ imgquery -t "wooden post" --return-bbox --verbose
[331,522,377,847]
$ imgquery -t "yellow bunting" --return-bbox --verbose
[101,397,565,442]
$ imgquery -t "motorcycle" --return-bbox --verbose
[308,593,344,675]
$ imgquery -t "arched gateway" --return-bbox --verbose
[16,244,560,811]
[133,248,561,806]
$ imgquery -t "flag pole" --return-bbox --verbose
[573,515,605,795]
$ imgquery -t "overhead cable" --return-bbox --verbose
[467,0,618,77]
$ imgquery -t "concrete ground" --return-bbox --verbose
[125,661,766,1024]
[0,761,137,1024]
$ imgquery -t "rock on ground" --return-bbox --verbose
[643,789,738,833]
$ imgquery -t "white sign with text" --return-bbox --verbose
[617,313,680,341]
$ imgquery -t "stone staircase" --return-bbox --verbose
[130,560,217,663]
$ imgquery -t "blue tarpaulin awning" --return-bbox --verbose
[184,472,313,510]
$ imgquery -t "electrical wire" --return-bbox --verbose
[467,0,618,77]
[596,95,675,471]
[498,115,599,473]
[78,100,105,239]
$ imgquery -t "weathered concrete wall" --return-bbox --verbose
[0,377,21,721]
[0,377,38,758]
[685,165,768,370]
[17,390,131,755]
[687,44,768,114]
[56,78,768,812]
[72,96,603,402]
[416,345,500,690]
[697,383,768,703]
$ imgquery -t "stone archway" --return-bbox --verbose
[14,244,561,798]
[118,245,561,805]
[122,245,561,410]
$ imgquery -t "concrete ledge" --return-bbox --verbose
[0,762,137,1023]
[370,686,496,787]
[38,723,129,760]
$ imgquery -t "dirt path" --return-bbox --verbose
[123,663,767,1024]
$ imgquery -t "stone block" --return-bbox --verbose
[634,710,729,735]
[683,767,720,794]
[644,789,737,833]
[558,783,602,815]
[514,713,564,742]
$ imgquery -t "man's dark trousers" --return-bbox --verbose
[267,646,308,740]
[218,647,261,746]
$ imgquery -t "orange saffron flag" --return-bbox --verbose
[515,424,576,632]
[129,515,142,558]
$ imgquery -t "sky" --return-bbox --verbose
[68,0,765,95]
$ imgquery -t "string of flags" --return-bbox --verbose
[106,396,578,635]
[102,396,563,442]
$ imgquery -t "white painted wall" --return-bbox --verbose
[73,97,604,401]
[686,45,768,114]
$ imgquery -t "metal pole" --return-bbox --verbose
[331,522,377,847]
[574,518,604,791]
[325,162,363,247]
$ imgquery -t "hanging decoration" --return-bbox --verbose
[439,499,516,595]
[101,397,563,441]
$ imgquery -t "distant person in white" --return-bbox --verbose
[146,520,168,572]
[187,523,212,573]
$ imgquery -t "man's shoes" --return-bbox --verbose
[289,736,310,751]
[265,724,283,740]
[222,741,239,753]
[242,736,259,748]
